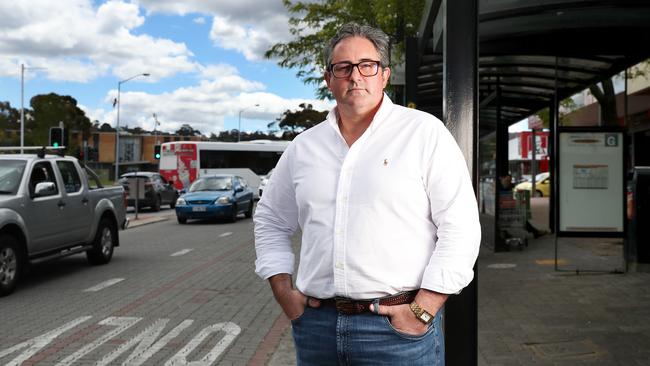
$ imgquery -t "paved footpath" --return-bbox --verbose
[266,234,650,366]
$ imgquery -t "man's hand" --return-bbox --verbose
[371,303,429,336]
[268,274,321,320]
[370,289,448,336]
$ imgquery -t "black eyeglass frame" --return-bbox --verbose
[328,60,384,78]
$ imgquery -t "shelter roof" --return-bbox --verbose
[413,0,650,136]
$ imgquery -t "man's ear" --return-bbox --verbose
[382,67,391,88]
[324,71,332,90]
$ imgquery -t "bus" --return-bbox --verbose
[159,140,289,198]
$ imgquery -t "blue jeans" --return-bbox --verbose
[291,305,444,365]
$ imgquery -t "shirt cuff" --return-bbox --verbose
[420,266,475,295]
[254,253,295,280]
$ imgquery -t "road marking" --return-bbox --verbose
[0,316,92,366]
[56,317,141,366]
[171,249,193,257]
[0,317,240,366]
[165,322,241,366]
[13,244,249,364]
[218,232,232,238]
[98,319,194,366]
[83,278,125,292]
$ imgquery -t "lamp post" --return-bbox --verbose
[20,64,46,153]
[114,73,149,182]
[152,113,160,145]
[237,104,260,142]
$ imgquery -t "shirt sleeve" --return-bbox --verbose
[254,143,300,280]
[420,121,481,294]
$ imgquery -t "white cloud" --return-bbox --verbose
[0,0,198,82]
[137,0,293,61]
[209,15,290,61]
[84,63,334,135]
[193,17,205,24]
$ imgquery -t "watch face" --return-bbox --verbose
[421,312,432,323]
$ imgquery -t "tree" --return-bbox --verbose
[266,0,425,98]
[100,123,114,132]
[589,79,618,126]
[175,124,202,137]
[536,97,578,128]
[0,101,21,145]
[275,103,328,133]
[30,93,92,149]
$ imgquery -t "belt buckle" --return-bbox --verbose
[334,298,355,314]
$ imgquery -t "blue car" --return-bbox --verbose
[175,174,254,224]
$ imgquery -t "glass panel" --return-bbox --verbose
[29,161,58,196]
[479,133,496,216]
[56,160,82,193]
[0,160,26,194]
[560,71,627,127]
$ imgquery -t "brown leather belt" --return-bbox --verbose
[320,290,417,315]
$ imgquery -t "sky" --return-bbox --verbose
[0,0,335,136]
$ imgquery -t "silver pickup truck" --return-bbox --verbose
[0,151,127,296]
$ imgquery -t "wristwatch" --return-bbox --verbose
[409,301,434,325]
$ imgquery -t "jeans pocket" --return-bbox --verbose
[290,306,310,325]
[382,316,434,340]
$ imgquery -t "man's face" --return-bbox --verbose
[325,36,390,114]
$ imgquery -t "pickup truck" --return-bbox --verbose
[0,150,128,296]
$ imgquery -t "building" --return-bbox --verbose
[508,131,549,182]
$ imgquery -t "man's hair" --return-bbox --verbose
[324,22,391,69]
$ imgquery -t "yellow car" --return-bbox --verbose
[514,172,550,197]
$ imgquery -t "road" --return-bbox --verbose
[0,207,290,365]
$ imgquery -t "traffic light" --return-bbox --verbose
[154,145,161,160]
[49,127,64,147]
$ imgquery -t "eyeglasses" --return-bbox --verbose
[329,61,382,78]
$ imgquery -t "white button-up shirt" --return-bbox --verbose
[254,96,480,299]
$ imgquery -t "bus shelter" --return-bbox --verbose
[405,1,650,364]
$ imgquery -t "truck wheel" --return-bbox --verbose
[87,218,116,265]
[151,195,161,212]
[0,235,22,297]
[245,200,253,218]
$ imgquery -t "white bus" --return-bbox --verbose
[159,140,289,198]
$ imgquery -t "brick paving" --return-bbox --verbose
[266,233,650,365]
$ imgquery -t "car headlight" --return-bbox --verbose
[216,196,231,204]
[176,197,186,205]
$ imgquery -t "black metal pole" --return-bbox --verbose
[405,36,418,108]
[442,0,478,364]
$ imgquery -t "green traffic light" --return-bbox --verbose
[155,153,161,159]
[53,142,59,148]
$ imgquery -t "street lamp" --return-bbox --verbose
[153,113,160,145]
[20,64,46,153]
[114,73,150,182]
[237,104,260,142]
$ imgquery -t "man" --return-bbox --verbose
[255,22,480,365]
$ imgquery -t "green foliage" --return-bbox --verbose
[0,101,21,145]
[215,129,285,142]
[175,124,202,136]
[30,93,91,148]
[536,97,579,128]
[266,0,425,99]
[276,103,328,132]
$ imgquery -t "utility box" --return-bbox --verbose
[627,167,650,272]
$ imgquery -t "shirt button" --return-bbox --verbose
[335,262,344,269]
